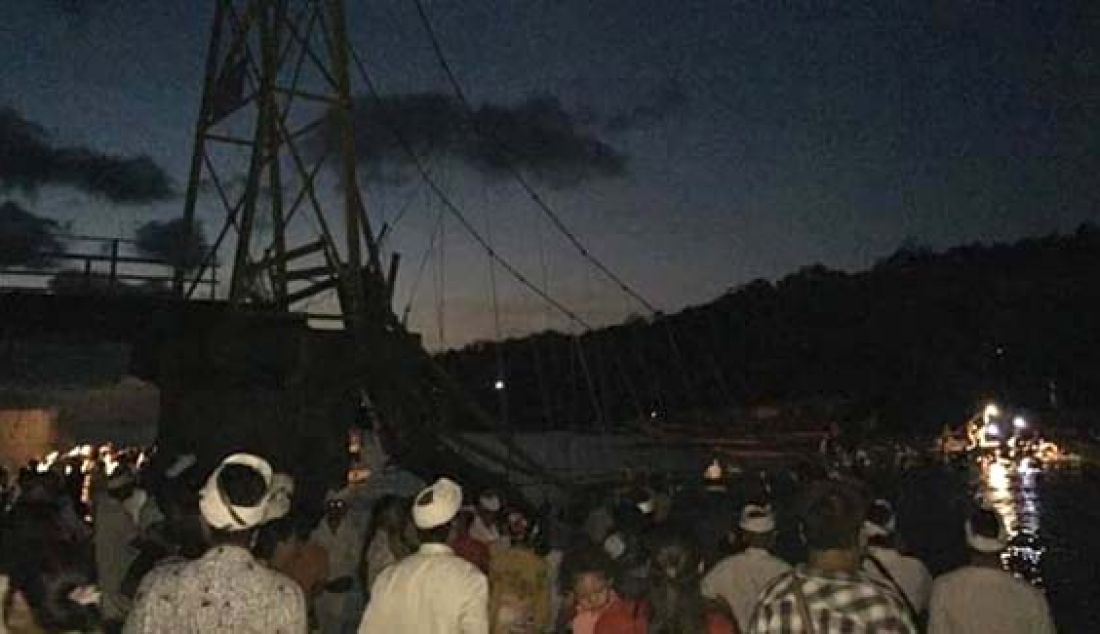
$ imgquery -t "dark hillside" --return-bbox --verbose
[438,224,1100,433]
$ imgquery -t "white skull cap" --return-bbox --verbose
[478,491,502,512]
[739,503,776,533]
[413,478,464,529]
[199,453,274,532]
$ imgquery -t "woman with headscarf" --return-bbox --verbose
[647,532,736,634]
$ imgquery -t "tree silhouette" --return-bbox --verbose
[134,218,209,271]
[0,200,61,267]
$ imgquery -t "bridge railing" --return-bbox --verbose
[0,235,219,298]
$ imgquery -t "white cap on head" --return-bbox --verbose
[199,453,274,532]
[864,499,897,538]
[413,478,463,529]
[739,503,776,533]
[263,473,295,522]
[965,514,1009,553]
[478,491,502,512]
[603,532,627,560]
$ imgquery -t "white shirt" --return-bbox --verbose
[928,565,1056,634]
[863,546,933,614]
[124,544,307,634]
[701,547,791,630]
[358,543,489,634]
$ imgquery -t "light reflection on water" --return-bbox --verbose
[978,457,1046,587]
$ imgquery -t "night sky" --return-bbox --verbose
[2,1,1097,347]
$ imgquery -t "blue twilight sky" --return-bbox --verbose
[1,0,1097,347]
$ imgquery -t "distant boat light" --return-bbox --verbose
[493,379,505,391]
[1013,416,1027,430]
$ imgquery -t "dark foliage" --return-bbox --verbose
[134,218,209,271]
[0,200,61,267]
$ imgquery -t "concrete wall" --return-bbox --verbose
[0,379,159,469]
[0,408,59,471]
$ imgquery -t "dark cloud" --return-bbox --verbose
[0,107,173,203]
[602,79,690,133]
[323,92,626,188]
[0,200,61,267]
[134,218,208,271]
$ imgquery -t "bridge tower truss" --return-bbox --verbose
[173,0,390,333]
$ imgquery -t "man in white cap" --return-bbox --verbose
[124,453,307,634]
[95,466,144,628]
[860,499,932,619]
[927,508,1055,633]
[468,489,506,548]
[312,487,368,634]
[701,502,791,631]
[358,477,489,634]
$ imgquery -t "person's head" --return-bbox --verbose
[799,480,868,555]
[561,546,616,614]
[198,453,274,548]
[965,507,1007,564]
[737,503,777,550]
[702,459,725,491]
[324,496,349,527]
[477,490,502,522]
[864,499,898,548]
[648,532,707,634]
[412,478,463,544]
[506,509,532,544]
[650,532,701,584]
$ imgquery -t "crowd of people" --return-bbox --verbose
[0,438,1059,633]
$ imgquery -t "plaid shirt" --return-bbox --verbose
[748,565,916,634]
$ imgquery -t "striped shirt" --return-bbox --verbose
[748,565,916,633]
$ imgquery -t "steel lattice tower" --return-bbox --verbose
[174,0,391,334]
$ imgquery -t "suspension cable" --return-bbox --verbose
[408,0,659,315]
[348,44,595,332]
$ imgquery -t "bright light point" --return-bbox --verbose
[983,403,1000,419]
[493,380,505,391]
[1013,416,1027,430]
[985,423,1000,437]
[649,410,658,419]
